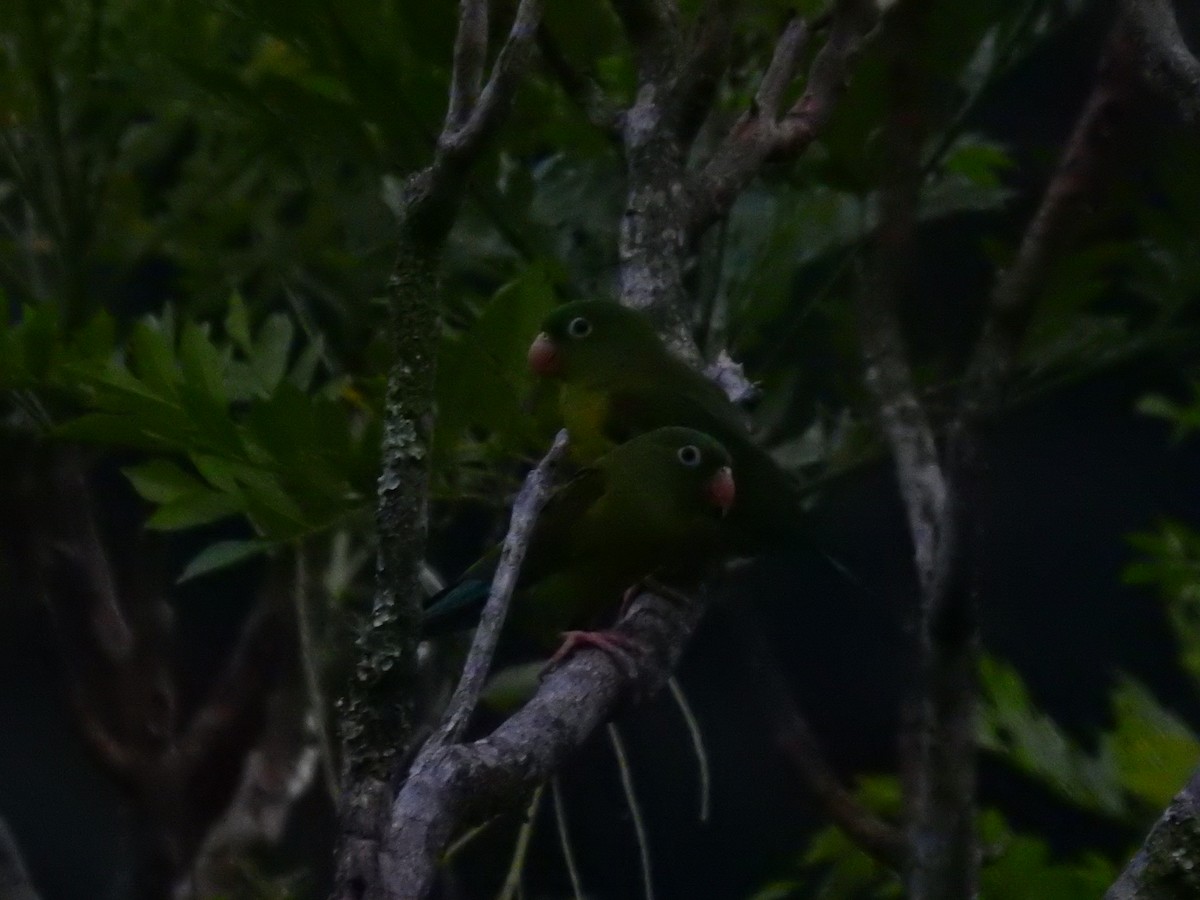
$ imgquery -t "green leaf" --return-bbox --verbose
[225,292,253,352]
[978,654,1127,819]
[146,488,244,530]
[177,539,273,582]
[129,319,179,398]
[57,413,175,451]
[123,459,205,504]
[179,322,228,406]
[251,313,294,393]
[1106,677,1200,809]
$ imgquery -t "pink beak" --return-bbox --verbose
[527,332,562,376]
[707,466,736,516]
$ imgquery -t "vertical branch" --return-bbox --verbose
[332,3,543,898]
[853,3,982,898]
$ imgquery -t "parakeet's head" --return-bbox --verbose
[603,426,736,519]
[528,300,665,386]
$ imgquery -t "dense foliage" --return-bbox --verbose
[2,0,1200,897]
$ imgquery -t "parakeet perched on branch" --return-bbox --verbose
[527,299,801,552]
[423,426,735,648]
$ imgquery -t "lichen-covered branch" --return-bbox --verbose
[1121,0,1200,129]
[332,3,543,898]
[1105,765,1200,899]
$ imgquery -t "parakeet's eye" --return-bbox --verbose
[567,316,592,338]
[677,445,701,467]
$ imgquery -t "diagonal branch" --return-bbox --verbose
[1121,0,1200,129]
[445,0,489,132]
[430,429,569,747]
[688,0,877,240]
[755,16,811,119]
[379,587,707,899]
[536,23,623,134]
[669,0,739,146]
[729,607,907,870]
[174,565,292,843]
[0,817,41,900]
[961,24,1140,419]
[442,0,544,161]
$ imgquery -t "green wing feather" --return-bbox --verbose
[422,465,608,635]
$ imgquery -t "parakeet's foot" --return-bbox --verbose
[543,629,645,679]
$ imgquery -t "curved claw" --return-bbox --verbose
[542,629,645,679]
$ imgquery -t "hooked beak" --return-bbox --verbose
[527,332,562,376]
[707,466,736,516]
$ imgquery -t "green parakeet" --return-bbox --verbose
[527,299,801,552]
[423,426,736,649]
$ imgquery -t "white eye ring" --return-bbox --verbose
[567,316,592,338]
[677,444,701,467]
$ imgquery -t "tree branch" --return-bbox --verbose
[442,0,544,162]
[379,588,707,899]
[755,16,811,120]
[430,429,569,747]
[729,607,907,870]
[536,23,623,134]
[1105,765,1200,899]
[854,4,980,897]
[962,25,1140,417]
[0,816,41,900]
[609,0,681,80]
[445,0,488,132]
[1121,0,1200,129]
[689,0,877,240]
[333,3,545,897]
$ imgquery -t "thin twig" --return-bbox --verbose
[689,0,877,239]
[551,777,586,900]
[536,23,623,134]
[443,0,545,160]
[666,676,711,822]
[430,429,569,747]
[497,783,545,900]
[0,816,41,900]
[608,723,656,900]
[293,545,341,803]
[729,606,907,870]
[446,0,488,132]
[755,16,811,119]
[961,27,1139,418]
